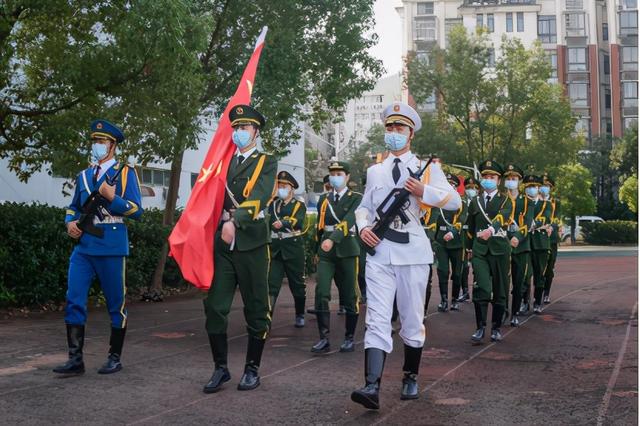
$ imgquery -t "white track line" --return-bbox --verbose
[595,301,638,426]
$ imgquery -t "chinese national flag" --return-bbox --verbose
[168,27,268,290]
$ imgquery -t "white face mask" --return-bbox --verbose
[505,179,519,190]
[277,187,290,200]
[465,188,478,198]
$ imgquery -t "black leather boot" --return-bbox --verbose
[203,333,230,393]
[437,294,448,312]
[98,327,126,374]
[311,311,331,353]
[471,302,486,343]
[533,288,544,313]
[294,297,306,318]
[491,304,505,342]
[351,348,386,410]
[340,313,358,352]
[238,336,265,391]
[400,345,423,400]
[53,324,85,375]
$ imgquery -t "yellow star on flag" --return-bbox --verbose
[197,163,214,183]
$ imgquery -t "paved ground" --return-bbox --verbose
[0,249,637,425]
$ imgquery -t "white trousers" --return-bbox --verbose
[364,261,429,353]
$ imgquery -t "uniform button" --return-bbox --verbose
[113,226,117,230]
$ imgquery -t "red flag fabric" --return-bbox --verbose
[168,27,269,290]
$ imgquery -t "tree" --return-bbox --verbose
[619,174,638,215]
[348,124,385,191]
[405,26,581,170]
[555,163,597,244]
[611,124,638,183]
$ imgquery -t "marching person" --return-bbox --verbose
[434,173,467,312]
[459,176,480,303]
[268,171,307,328]
[202,104,277,393]
[351,102,461,409]
[420,207,439,316]
[466,160,514,344]
[504,165,534,327]
[528,175,553,314]
[54,119,143,376]
[542,173,560,304]
[312,161,361,353]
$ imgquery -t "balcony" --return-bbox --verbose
[413,16,438,44]
[565,11,588,37]
[462,0,536,5]
[618,10,638,36]
[566,0,583,10]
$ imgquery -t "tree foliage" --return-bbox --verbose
[555,162,597,242]
[619,173,638,214]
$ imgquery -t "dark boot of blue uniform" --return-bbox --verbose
[238,336,265,391]
[203,333,230,393]
[400,345,423,400]
[471,302,486,343]
[351,348,386,410]
[311,311,331,353]
[340,313,358,352]
[490,305,504,342]
[53,324,85,375]
[98,327,126,374]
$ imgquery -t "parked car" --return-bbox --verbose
[561,216,605,242]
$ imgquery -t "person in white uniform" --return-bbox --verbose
[350,102,461,410]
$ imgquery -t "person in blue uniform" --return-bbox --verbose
[53,119,143,376]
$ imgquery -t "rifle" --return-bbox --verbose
[365,156,433,255]
[77,165,126,238]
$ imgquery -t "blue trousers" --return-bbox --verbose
[65,250,127,328]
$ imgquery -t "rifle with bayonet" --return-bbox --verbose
[77,165,126,238]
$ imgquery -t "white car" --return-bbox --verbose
[561,216,605,242]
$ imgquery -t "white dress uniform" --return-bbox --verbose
[356,153,461,353]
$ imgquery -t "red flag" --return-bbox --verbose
[168,27,269,289]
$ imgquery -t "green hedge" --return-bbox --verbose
[582,220,638,245]
[0,203,184,308]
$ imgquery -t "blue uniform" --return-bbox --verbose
[64,162,143,328]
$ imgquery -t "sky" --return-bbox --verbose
[369,0,404,77]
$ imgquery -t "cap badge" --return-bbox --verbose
[96,122,103,130]
[236,106,244,115]
[393,104,400,112]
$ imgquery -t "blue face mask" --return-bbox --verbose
[504,179,519,190]
[481,178,497,191]
[91,143,109,162]
[232,129,253,149]
[540,186,550,196]
[384,132,408,151]
[525,187,539,198]
[329,175,345,190]
[277,187,290,199]
[465,189,478,198]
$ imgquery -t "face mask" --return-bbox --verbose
[91,143,109,162]
[277,187,290,199]
[480,178,497,191]
[232,129,252,149]
[525,187,539,197]
[465,189,478,198]
[384,132,408,151]
[329,175,345,190]
[540,186,550,196]
[505,179,519,190]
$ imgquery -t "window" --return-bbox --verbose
[624,117,638,129]
[604,54,610,75]
[622,46,638,71]
[575,117,590,137]
[445,18,462,48]
[566,0,583,9]
[190,173,198,188]
[506,13,513,32]
[414,17,436,41]
[487,14,494,32]
[569,83,588,107]
[416,50,430,63]
[538,15,557,43]
[548,52,558,78]
[566,12,586,36]
[605,89,611,110]
[517,12,524,32]
[476,14,483,29]
[603,23,608,41]
[141,167,172,188]
[568,47,587,71]
[417,2,434,15]
[623,81,638,107]
[488,48,495,68]
[623,0,637,9]
[620,11,638,32]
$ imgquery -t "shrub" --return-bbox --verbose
[582,220,638,245]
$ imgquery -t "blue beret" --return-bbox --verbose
[90,119,124,143]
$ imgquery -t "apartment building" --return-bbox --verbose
[397,0,638,139]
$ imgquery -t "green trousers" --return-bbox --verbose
[531,249,549,305]
[268,250,306,316]
[204,233,271,339]
[436,246,464,301]
[510,252,530,316]
[544,243,558,295]
[315,252,359,315]
[472,250,510,328]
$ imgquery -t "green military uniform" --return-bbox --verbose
[312,161,362,353]
[543,174,560,303]
[420,207,440,315]
[434,173,468,312]
[530,190,553,311]
[505,170,536,327]
[268,171,307,326]
[459,177,481,303]
[203,104,277,393]
[466,160,514,343]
